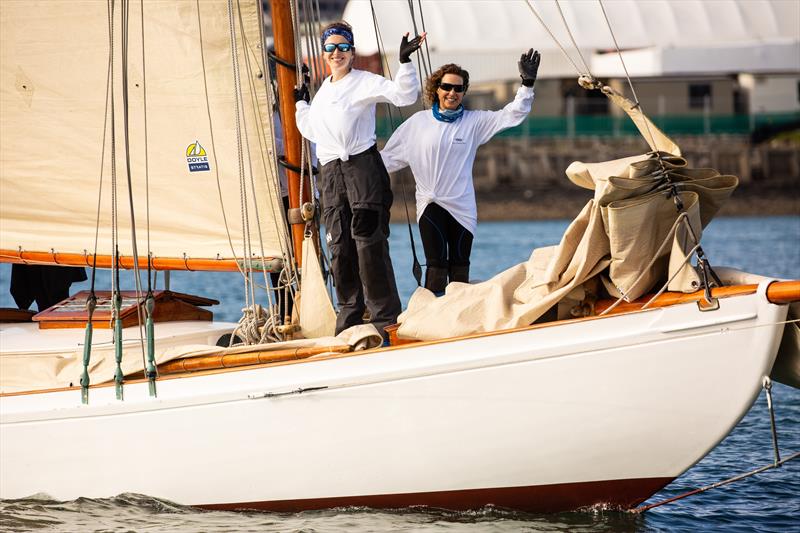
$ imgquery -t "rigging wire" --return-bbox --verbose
[415,0,433,73]
[194,0,249,281]
[237,0,289,341]
[597,0,639,107]
[405,0,429,104]
[554,0,593,77]
[226,0,258,317]
[523,0,585,77]
[369,0,422,286]
[119,0,150,377]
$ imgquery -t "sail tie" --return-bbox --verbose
[598,210,703,316]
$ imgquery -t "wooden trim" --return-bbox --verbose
[3,280,797,397]
[0,308,36,323]
[156,345,351,375]
[595,280,800,315]
[0,249,279,272]
[766,280,800,305]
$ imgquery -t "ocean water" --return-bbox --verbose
[1,216,798,532]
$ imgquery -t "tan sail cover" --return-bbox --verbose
[397,87,737,341]
[0,0,288,267]
[299,235,337,338]
[0,323,383,394]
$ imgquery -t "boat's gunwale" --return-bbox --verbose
[2,280,796,398]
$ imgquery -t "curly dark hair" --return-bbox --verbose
[425,64,470,106]
[320,20,354,45]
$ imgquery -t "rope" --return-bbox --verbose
[554,0,592,76]
[599,209,697,316]
[226,0,259,317]
[596,0,661,154]
[633,452,799,513]
[195,0,248,279]
[405,0,429,104]
[415,0,433,72]
[236,3,285,338]
[523,0,584,77]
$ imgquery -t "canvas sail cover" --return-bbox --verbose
[397,86,738,341]
[0,0,288,269]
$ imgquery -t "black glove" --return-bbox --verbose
[293,83,309,103]
[399,33,424,64]
[518,48,540,87]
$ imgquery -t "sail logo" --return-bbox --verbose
[186,141,210,172]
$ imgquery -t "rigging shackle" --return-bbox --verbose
[577,75,602,91]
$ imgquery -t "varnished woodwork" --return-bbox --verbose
[270,0,311,266]
[0,249,281,272]
[32,290,217,329]
[0,308,36,323]
[156,344,352,375]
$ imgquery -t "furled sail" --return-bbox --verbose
[0,0,288,271]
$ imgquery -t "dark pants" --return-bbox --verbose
[319,145,401,339]
[418,202,473,292]
[10,264,87,311]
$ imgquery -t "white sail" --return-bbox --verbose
[0,0,288,268]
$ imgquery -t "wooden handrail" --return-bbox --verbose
[596,280,800,315]
[156,344,351,376]
[767,280,800,305]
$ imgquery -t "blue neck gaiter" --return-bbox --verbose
[432,101,464,123]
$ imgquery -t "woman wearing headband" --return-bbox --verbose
[381,50,539,294]
[294,21,425,340]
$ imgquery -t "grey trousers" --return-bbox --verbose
[319,145,401,339]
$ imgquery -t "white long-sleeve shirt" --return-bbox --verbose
[381,86,534,234]
[295,62,419,165]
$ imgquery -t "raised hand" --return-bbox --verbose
[399,32,427,64]
[518,48,540,87]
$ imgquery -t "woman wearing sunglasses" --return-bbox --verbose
[294,21,425,341]
[381,50,539,294]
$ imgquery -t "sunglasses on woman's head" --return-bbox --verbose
[323,43,353,53]
[438,83,465,93]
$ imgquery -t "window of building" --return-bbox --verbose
[689,83,712,109]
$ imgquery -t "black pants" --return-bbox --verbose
[319,145,401,338]
[10,264,87,311]
[418,202,473,291]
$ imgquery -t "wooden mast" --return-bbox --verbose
[270,0,311,267]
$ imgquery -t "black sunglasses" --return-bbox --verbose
[438,82,465,93]
[323,43,354,53]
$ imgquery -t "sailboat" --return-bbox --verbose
[1,0,798,514]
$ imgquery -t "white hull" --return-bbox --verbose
[0,281,788,512]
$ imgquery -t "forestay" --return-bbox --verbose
[0,0,288,267]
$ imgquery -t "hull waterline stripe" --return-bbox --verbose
[197,477,674,514]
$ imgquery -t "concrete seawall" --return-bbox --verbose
[387,136,800,221]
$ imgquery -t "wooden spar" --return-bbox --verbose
[156,344,351,376]
[0,249,282,272]
[270,0,311,267]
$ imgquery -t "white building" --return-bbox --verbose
[343,0,800,115]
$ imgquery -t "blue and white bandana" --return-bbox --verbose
[321,27,354,46]
[432,101,464,123]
